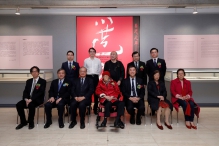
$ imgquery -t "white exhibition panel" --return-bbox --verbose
[0,36,53,69]
[164,35,219,68]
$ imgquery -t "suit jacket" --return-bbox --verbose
[147,81,172,111]
[22,77,46,105]
[61,61,80,81]
[170,78,200,117]
[71,77,94,102]
[95,79,120,103]
[145,58,166,82]
[48,78,71,103]
[122,77,145,101]
[127,61,147,85]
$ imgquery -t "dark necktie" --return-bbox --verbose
[69,62,72,70]
[58,80,62,91]
[57,80,62,99]
[81,78,84,86]
[153,59,157,66]
[135,62,138,73]
[131,78,136,97]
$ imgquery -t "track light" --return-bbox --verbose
[193,7,198,14]
[15,7,20,15]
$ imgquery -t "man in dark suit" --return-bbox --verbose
[127,51,147,87]
[69,67,94,129]
[146,48,167,116]
[145,48,166,82]
[61,50,79,116]
[16,66,46,130]
[44,69,71,129]
[61,50,80,84]
[122,65,145,125]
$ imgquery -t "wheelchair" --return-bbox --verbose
[95,96,125,129]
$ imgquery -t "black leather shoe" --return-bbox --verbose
[59,123,64,128]
[136,116,141,125]
[15,123,27,130]
[69,121,77,129]
[100,121,107,127]
[28,123,35,129]
[119,121,125,129]
[130,116,135,125]
[44,121,52,129]
[80,122,85,129]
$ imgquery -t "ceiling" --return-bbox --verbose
[0,0,219,15]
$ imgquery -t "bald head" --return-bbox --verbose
[110,51,117,61]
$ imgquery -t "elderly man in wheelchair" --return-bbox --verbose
[95,71,125,129]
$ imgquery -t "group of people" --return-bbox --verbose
[15,47,200,131]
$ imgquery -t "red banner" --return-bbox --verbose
[76,16,139,73]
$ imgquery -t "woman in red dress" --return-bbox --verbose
[95,71,124,128]
[170,69,200,129]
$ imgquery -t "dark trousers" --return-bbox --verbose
[70,99,90,123]
[44,99,67,123]
[16,100,41,124]
[102,100,124,118]
[126,99,145,117]
[177,99,195,122]
[86,75,99,112]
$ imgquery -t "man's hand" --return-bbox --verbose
[26,99,32,107]
[117,81,121,86]
[77,96,85,102]
[48,97,55,103]
[56,98,62,104]
[157,96,164,101]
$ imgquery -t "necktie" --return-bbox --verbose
[69,62,72,70]
[135,62,138,73]
[58,80,62,91]
[131,78,136,97]
[81,78,84,86]
[153,59,157,66]
[30,79,37,97]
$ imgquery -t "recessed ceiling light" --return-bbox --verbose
[15,7,20,15]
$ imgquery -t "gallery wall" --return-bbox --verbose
[0,14,219,106]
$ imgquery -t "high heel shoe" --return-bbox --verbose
[156,123,163,130]
[164,122,172,129]
[191,125,197,129]
[185,124,191,129]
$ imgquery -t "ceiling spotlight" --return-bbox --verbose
[193,7,198,14]
[15,7,20,15]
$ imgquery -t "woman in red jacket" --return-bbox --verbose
[95,71,124,128]
[170,69,200,129]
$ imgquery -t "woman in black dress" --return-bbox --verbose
[147,70,173,130]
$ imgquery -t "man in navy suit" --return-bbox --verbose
[61,50,80,84]
[122,65,145,125]
[146,48,166,82]
[44,69,71,129]
[69,67,94,129]
[16,66,46,130]
[145,48,167,116]
[61,50,79,116]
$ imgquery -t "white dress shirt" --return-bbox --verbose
[84,57,102,75]
[152,57,158,63]
[130,77,138,96]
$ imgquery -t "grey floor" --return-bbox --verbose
[0,106,218,146]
